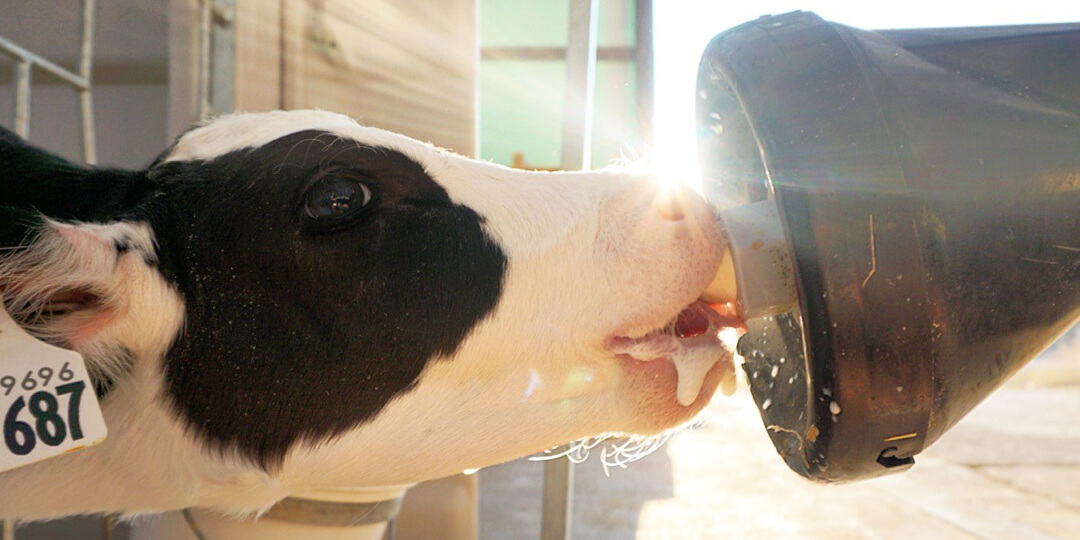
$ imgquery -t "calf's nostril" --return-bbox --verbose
[654,186,687,221]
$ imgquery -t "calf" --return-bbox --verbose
[0,110,736,520]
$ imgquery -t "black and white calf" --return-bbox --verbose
[0,110,737,520]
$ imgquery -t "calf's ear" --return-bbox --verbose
[1,127,182,383]
[0,214,183,382]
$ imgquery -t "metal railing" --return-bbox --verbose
[198,0,236,121]
[0,0,97,164]
[540,2,599,540]
[1,3,99,535]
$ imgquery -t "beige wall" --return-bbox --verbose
[231,0,477,156]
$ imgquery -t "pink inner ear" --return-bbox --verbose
[64,308,120,349]
[3,220,162,352]
[43,289,111,349]
[20,221,129,349]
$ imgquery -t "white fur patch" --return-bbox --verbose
[166,110,383,163]
[165,110,619,259]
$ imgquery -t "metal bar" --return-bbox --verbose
[0,61,164,86]
[634,0,655,147]
[541,454,575,540]
[79,0,97,164]
[542,3,599,540]
[182,509,210,540]
[0,37,89,89]
[198,0,213,120]
[558,0,599,171]
[278,0,288,109]
[210,0,236,115]
[13,60,31,138]
[79,89,96,163]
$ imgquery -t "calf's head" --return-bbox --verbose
[0,110,736,518]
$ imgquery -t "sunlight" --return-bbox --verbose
[652,146,704,195]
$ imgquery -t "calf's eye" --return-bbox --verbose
[302,175,373,228]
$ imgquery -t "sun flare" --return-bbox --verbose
[652,148,704,195]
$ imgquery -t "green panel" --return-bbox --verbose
[590,61,639,169]
[481,0,568,47]
[481,0,638,47]
[479,60,567,167]
[480,59,639,169]
[597,0,636,47]
[479,0,643,169]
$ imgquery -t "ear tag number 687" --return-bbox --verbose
[0,299,108,474]
[3,364,86,456]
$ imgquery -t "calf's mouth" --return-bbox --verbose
[607,300,743,406]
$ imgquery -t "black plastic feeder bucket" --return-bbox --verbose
[697,11,1080,482]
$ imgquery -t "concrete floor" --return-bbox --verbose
[480,331,1080,540]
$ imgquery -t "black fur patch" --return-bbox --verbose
[147,132,507,469]
[0,126,155,224]
[1,127,508,470]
